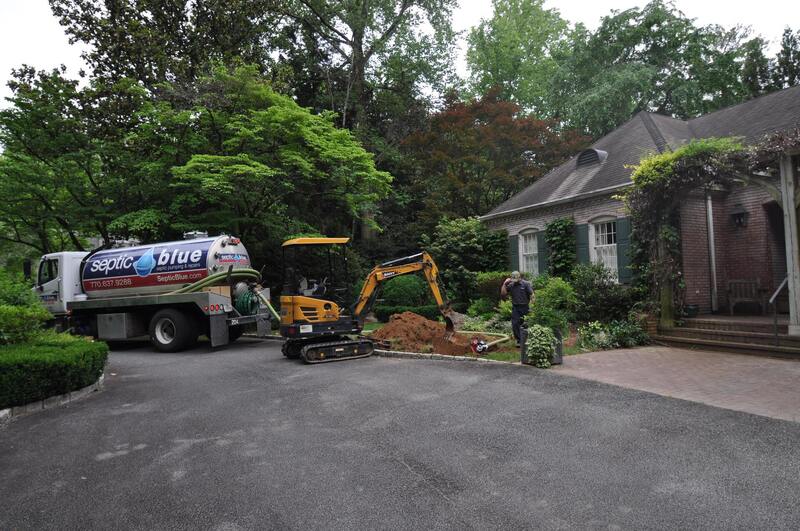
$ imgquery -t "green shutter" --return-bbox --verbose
[616,218,632,284]
[508,234,519,271]
[537,231,549,276]
[576,224,590,264]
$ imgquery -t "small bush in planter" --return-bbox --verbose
[525,325,557,369]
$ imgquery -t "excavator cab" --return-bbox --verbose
[279,238,362,341]
[279,237,455,363]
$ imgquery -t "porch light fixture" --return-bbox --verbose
[731,203,749,228]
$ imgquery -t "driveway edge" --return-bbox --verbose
[0,373,105,428]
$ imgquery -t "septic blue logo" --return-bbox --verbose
[133,248,156,277]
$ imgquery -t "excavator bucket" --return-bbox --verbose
[443,312,456,340]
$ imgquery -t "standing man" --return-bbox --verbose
[501,271,534,346]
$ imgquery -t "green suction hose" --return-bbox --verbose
[166,267,281,321]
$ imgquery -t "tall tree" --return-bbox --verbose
[0,65,391,268]
[466,0,569,114]
[401,90,587,233]
[549,1,755,136]
[772,27,800,89]
[280,0,458,130]
[740,37,772,98]
[49,0,281,87]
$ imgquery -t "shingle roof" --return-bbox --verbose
[482,84,800,220]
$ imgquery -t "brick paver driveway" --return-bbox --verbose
[554,346,800,422]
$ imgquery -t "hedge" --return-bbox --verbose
[373,305,441,323]
[0,333,109,409]
[380,276,433,307]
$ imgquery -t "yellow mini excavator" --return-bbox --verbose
[279,237,454,363]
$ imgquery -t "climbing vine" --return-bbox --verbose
[544,217,576,278]
[621,130,800,326]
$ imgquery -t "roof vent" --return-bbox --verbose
[576,148,607,168]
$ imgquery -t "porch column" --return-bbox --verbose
[779,153,800,335]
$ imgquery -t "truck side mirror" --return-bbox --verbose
[22,259,32,281]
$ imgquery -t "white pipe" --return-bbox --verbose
[706,193,719,312]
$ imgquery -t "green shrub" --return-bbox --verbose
[374,305,442,323]
[527,305,569,335]
[525,324,557,368]
[496,299,513,320]
[0,333,108,408]
[0,270,39,306]
[476,271,509,302]
[0,304,51,345]
[571,263,634,322]
[578,319,648,350]
[420,218,508,305]
[462,315,512,335]
[467,297,495,318]
[535,277,577,318]
[607,319,649,348]
[532,274,550,290]
[578,321,615,350]
[380,276,432,307]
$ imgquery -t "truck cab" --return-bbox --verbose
[35,252,88,316]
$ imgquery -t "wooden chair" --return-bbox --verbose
[727,279,767,315]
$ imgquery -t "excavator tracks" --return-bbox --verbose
[282,336,374,363]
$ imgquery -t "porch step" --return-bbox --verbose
[652,333,800,359]
[681,317,787,335]
[664,327,800,349]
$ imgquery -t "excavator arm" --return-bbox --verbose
[352,251,455,333]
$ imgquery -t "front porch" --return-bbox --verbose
[654,314,800,358]
[671,149,800,355]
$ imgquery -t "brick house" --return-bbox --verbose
[481,85,800,319]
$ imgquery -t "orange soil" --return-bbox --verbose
[371,311,488,356]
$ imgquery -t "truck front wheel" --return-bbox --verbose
[149,309,198,352]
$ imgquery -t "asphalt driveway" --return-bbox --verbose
[2,339,799,530]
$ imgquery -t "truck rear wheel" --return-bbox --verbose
[149,309,197,352]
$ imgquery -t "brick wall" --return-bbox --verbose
[680,194,713,313]
[484,193,627,235]
[680,185,784,315]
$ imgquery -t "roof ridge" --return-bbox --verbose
[688,84,800,124]
[639,112,668,153]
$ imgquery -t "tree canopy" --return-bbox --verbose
[0,65,391,270]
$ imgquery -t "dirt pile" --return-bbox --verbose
[371,311,486,356]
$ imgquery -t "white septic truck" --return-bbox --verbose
[33,234,274,352]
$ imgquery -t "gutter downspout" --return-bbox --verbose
[706,192,719,312]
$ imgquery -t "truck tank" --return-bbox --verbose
[81,235,251,299]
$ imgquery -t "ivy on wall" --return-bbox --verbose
[621,130,800,326]
[544,217,576,278]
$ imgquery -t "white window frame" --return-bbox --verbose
[589,217,618,280]
[518,229,539,276]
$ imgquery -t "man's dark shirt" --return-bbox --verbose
[506,279,533,306]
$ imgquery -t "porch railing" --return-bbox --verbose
[770,276,788,346]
